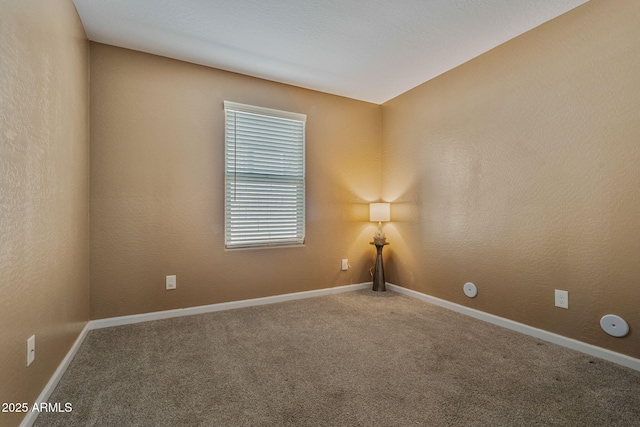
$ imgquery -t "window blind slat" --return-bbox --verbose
[224,102,305,249]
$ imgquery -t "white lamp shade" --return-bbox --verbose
[370,203,390,222]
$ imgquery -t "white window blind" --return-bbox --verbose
[224,101,306,249]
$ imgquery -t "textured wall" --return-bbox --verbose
[89,43,381,319]
[381,0,640,357]
[0,0,89,425]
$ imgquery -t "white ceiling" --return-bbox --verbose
[72,0,588,104]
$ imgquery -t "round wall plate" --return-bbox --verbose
[463,282,478,298]
[600,314,629,338]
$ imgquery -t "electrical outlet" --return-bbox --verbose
[555,289,569,309]
[27,335,35,367]
[166,275,177,290]
[341,259,349,271]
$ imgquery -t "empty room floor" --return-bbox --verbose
[35,290,640,426]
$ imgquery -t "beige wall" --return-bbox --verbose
[381,0,640,358]
[0,0,89,425]
[89,43,381,319]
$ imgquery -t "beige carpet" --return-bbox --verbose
[35,289,640,426]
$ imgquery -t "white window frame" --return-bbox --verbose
[224,101,306,249]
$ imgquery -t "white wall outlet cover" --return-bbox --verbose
[463,282,478,298]
[27,335,35,366]
[554,289,569,309]
[166,275,177,290]
[341,259,349,271]
[600,314,630,338]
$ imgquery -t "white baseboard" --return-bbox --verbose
[386,283,640,372]
[89,283,370,330]
[20,323,91,427]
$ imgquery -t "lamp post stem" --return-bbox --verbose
[372,242,386,292]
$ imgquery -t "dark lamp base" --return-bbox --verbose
[370,240,389,292]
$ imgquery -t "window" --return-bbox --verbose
[224,101,306,249]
